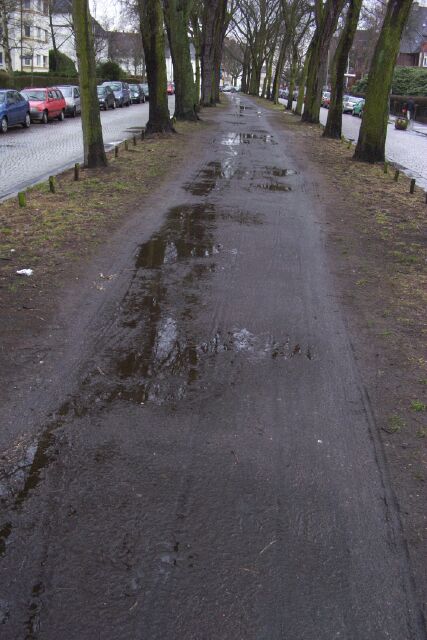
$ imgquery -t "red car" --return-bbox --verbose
[20,87,66,124]
[167,82,175,95]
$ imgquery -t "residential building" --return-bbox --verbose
[397,2,427,67]
[0,0,50,73]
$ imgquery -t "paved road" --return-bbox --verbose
[0,97,175,200]
[280,100,427,190]
[0,95,425,638]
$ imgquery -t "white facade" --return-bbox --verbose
[0,0,50,73]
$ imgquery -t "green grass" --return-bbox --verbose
[411,400,426,412]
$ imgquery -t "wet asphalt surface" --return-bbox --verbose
[0,95,425,639]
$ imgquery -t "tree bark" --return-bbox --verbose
[286,46,298,110]
[164,0,197,121]
[201,0,227,106]
[324,0,362,139]
[138,0,174,133]
[72,0,107,168]
[0,2,13,73]
[271,36,288,104]
[301,0,346,124]
[294,48,310,115]
[354,0,413,162]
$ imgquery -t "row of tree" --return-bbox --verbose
[73,0,230,167]
[228,0,414,162]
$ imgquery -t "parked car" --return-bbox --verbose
[57,85,81,117]
[140,83,149,100]
[321,91,331,108]
[21,87,66,123]
[167,82,175,95]
[0,89,31,133]
[221,84,238,93]
[342,95,360,113]
[102,81,130,107]
[278,88,289,99]
[97,85,116,110]
[129,84,146,104]
[352,98,365,118]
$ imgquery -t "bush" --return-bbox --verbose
[49,49,77,76]
[96,60,124,81]
[352,67,427,97]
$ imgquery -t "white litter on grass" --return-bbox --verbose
[317,439,323,444]
[16,269,33,276]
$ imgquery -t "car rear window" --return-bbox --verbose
[22,90,46,101]
[59,87,73,97]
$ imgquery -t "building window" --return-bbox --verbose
[43,55,48,67]
[24,24,31,37]
[0,52,3,65]
[23,0,31,8]
[36,54,42,66]
[24,56,32,66]
[423,54,427,68]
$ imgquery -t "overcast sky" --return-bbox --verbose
[90,0,123,29]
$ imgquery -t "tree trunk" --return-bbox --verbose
[285,47,296,109]
[271,37,288,104]
[301,0,346,124]
[324,0,362,139]
[164,0,197,121]
[138,0,174,133]
[264,47,275,99]
[294,49,310,115]
[0,5,13,73]
[72,0,107,168]
[241,46,250,93]
[354,0,413,162]
[201,0,227,106]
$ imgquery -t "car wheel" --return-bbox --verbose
[112,100,116,109]
[0,116,8,134]
[58,110,65,121]
[71,107,77,118]
[23,112,31,128]
[41,110,48,124]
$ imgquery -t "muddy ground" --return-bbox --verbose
[0,96,425,639]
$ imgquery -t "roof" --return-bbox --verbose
[400,4,427,54]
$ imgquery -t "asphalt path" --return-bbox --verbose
[279,99,427,191]
[0,95,425,638]
[0,96,175,200]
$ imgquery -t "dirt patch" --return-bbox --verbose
[0,121,207,393]
[261,99,427,616]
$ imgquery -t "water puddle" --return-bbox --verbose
[184,159,239,195]
[256,183,292,192]
[221,132,277,146]
[265,167,297,177]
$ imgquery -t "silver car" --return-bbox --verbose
[57,85,81,117]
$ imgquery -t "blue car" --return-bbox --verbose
[0,89,31,133]
[102,81,131,107]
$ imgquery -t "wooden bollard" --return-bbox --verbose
[140,129,145,141]
[347,139,353,149]
[383,161,388,174]
[49,175,56,193]
[125,139,129,151]
[18,191,26,207]
[410,178,416,194]
[394,169,400,182]
[133,135,137,146]
[114,145,119,158]
[74,162,80,181]
[425,191,427,204]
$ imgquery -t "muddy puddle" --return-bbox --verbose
[256,183,292,192]
[184,160,241,195]
[265,166,297,177]
[221,132,277,146]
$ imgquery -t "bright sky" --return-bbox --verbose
[90,0,122,29]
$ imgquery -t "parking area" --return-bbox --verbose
[0,97,175,200]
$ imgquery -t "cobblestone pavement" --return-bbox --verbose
[279,100,427,191]
[0,98,175,200]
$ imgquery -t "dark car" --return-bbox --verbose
[140,83,149,100]
[57,85,81,117]
[102,81,130,107]
[0,89,31,133]
[129,84,146,104]
[97,85,116,110]
[20,87,66,123]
